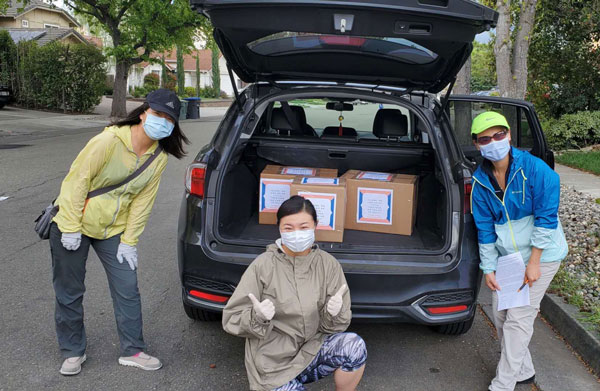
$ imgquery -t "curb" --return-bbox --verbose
[540,293,600,376]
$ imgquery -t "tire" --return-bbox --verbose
[183,297,222,321]
[433,313,475,335]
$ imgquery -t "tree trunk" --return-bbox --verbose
[513,0,537,99]
[494,0,515,97]
[454,57,471,95]
[494,0,538,99]
[111,61,130,118]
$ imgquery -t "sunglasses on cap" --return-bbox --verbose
[476,130,508,146]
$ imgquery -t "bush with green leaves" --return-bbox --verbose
[542,111,600,150]
[0,29,17,90]
[144,73,160,89]
[10,41,106,113]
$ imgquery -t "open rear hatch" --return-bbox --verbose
[191,0,497,92]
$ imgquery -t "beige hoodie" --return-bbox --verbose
[222,244,351,390]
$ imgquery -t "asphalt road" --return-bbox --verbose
[0,107,591,391]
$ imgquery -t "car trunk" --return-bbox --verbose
[215,139,449,253]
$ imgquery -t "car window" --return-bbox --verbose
[448,101,519,149]
[248,32,439,65]
[520,109,534,149]
[267,99,415,141]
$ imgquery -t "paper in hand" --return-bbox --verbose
[495,252,530,311]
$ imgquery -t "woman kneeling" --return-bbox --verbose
[223,196,367,391]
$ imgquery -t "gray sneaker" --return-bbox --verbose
[60,354,87,376]
[118,352,162,371]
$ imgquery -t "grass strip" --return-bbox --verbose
[556,151,600,176]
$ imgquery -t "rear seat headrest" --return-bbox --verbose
[271,108,295,131]
[373,109,408,138]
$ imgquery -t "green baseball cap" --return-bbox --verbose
[471,111,510,135]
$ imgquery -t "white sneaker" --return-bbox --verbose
[60,354,87,376]
[118,352,162,371]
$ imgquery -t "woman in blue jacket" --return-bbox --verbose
[470,111,568,391]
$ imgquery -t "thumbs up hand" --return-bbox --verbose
[326,284,348,317]
[248,293,275,322]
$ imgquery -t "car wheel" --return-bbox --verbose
[433,313,475,335]
[182,296,222,321]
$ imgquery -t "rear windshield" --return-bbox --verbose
[248,32,438,65]
[255,98,426,143]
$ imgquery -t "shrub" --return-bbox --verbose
[183,86,197,97]
[144,73,160,89]
[163,72,177,92]
[11,41,105,113]
[543,111,600,150]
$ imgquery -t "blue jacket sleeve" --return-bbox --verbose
[528,157,560,249]
[471,181,499,274]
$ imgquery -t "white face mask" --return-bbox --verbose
[280,229,315,253]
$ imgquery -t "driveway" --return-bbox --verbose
[0,113,598,390]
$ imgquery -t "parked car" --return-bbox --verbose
[178,0,554,335]
[0,85,13,109]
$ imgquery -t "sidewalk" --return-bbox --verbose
[555,163,600,199]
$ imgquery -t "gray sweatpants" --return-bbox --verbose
[489,261,561,391]
[49,223,146,358]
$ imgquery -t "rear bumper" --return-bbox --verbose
[178,236,482,326]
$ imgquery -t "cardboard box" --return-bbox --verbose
[291,177,346,242]
[258,165,338,225]
[341,170,418,235]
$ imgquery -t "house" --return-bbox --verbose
[217,52,245,97]
[0,0,88,46]
[127,49,214,91]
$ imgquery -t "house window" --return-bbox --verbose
[44,23,60,28]
[22,20,29,27]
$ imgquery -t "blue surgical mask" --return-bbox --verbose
[480,137,511,162]
[143,113,174,140]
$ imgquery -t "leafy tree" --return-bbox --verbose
[0,29,17,90]
[482,0,539,99]
[195,50,200,97]
[470,41,497,92]
[59,0,202,117]
[176,44,185,96]
[528,0,600,118]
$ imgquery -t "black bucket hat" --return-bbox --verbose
[146,89,181,122]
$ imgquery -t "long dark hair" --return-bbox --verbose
[111,102,190,159]
[277,196,318,227]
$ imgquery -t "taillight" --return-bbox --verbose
[189,290,229,303]
[426,305,468,315]
[464,178,472,214]
[185,163,207,198]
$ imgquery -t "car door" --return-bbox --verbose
[447,95,554,168]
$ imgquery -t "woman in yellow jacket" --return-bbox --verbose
[50,89,188,376]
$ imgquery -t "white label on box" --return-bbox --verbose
[301,177,339,185]
[281,167,317,176]
[356,187,393,225]
[356,171,393,181]
[298,191,336,231]
[259,178,294,212]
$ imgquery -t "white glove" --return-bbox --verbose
[117,243,138,271]
[248,293,275,322]
[326,284,348,317]
[61,232,82,251]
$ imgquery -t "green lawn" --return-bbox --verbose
[555,151,600,176]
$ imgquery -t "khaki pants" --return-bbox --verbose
[489,261,561,391]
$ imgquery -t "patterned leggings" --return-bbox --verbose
[272,332,367,391]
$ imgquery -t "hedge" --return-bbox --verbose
[542,111,600,150]
[2,37,106,113]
